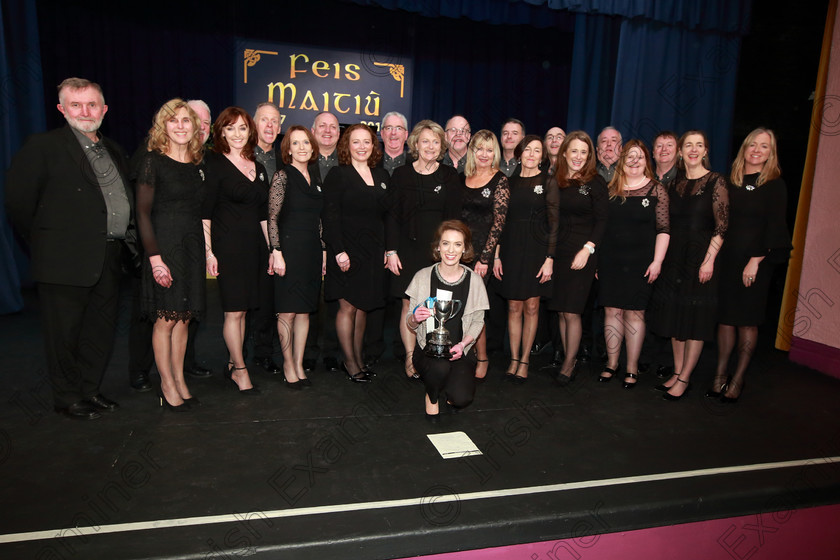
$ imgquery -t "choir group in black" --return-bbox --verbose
[128,99,793,420]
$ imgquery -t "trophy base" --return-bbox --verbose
[425,338,452,359]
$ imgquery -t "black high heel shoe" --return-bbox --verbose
[663,377,691,401]
[157,389,190,412]
[554,360,577,386]
[705,377,729,398]
[229,366,261,395]
[341,362,371,383]
[599,366,618,383]
[504,358,521,381]
[513,362,529,384]
[720,381,743,404]
[623,372,638,389]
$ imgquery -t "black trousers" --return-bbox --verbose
[413,344,476,408]
[37,241,122,407]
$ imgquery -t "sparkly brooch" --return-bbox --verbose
[434,185,442,194]
[578,184,590,196]
[481,187,491,198]
[259,172,265,182]
[198,169,205,181]
[642,198,650,207]
[745,184,755,191]
[316,185,322,192]
[534,185,544,195]
[381,182,387,190]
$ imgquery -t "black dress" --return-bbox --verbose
[459,171,510,267]
[648,171,729,341]
[718,174,790,325]
[546,175,609,313]
[387,162,461,298]
[136,151,206,321]
[203,152,269,312]
[599,180,670,310]
[498,170,551,300]
[268,165,324,314]
[322,165,390,311]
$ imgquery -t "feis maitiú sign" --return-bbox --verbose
[237,40,413,132]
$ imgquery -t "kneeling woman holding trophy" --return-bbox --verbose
[405,220,490,422]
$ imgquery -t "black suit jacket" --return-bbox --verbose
[5,125,133,287]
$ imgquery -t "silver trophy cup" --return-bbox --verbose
[425,299,463,358]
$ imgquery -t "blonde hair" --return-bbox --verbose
[464,130,501,177]
[407,120,447,160]
[730,127,781,187]
[147,98,204,163]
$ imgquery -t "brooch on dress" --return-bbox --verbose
[745,184,755,191]
[434,185,442,194]
[259,172,265,182]
[316,185,322,192]
[641,198,650,207]
[198,169,205,181]
[578,184,591,196]
[481,187,491,198]
[380,182,387,190]
[534,185,543,194]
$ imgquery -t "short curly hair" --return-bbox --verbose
[407,120,447,161]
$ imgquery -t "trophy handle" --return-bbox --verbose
[447,299,463,321]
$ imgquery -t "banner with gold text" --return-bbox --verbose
[236,40,413,133]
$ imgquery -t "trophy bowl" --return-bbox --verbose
[424,298,462,358]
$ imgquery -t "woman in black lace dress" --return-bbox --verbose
[136,98,205,410]
[648,131,729,400]
[547,131,609,384]
[268,126,324,389]
[710,128,790,402]
[203,107,269,395]
[460,130,510,379]
[599,141,670,388]
[494,135,553,382]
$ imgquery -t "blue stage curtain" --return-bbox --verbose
[351,0,751,32]
[609,19,741,171]
[566,13,622,135]
[0,0,43,313]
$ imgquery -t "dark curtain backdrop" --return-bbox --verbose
[1,0,751,314]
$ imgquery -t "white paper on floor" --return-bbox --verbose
[427,431,483,459]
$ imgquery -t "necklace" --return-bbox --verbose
[625,178,647,190]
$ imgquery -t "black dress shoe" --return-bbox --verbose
[85,393,119,412]
[324,356,340,372]
[55,401,101,420]
[302,358,317,372]
[185,365,213,378]
[425,412,441,424]
[129,372,153,392]
[530,342,548,355]
[254,357,283,375]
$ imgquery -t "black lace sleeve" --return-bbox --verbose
[710,173,729,239]
[135,153,160,257]
[268,169,288,250]
[480,173,510,264]
[653,181,670,234]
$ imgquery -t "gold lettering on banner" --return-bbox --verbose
[364,91,380,116]
[373,63,405,97]
[243,49,278,83]
[268,82,297,108]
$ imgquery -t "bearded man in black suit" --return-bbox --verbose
[6,77,133,420]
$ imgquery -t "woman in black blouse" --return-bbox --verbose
[547,131,609,384]
[710,128,790,402]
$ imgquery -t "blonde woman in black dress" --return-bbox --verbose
[136,99,206,410]
[710,128,790,402]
